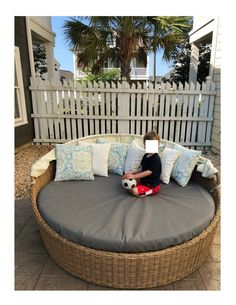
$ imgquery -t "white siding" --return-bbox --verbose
[211,18,221,153]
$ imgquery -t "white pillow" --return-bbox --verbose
[79,141,111,177]
[160,147,180,184]
[124,140,145,173]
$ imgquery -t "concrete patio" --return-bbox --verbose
[15,198,220,290]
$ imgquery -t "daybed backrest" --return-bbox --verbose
[80,134,144,146]
[31,134,217,180]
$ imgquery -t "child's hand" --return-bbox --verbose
[122,173,135,179]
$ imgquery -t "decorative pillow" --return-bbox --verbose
[171,145,201,186]
[96,139,129,175]
[160,147,180,184]
[78,141,111,177]
[124,140,145,173]
[54,144,94,181]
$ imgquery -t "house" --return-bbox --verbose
[72,49,150,81]
[14,16,57,151]
[59,69,74,84]
[188,17,221,153]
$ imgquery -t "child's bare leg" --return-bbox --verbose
[129,187,140,197]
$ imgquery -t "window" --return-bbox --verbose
[15,46,28,127]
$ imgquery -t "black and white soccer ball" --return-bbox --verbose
[122,178,137,190]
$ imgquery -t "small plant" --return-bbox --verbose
[85,69,121,82]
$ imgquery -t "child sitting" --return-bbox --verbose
[122,131,162,197]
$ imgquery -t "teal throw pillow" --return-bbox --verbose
[55,144,94,181]
[171,145,201,186]
[96,139,129,175]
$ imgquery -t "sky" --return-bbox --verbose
[51,16,173,77]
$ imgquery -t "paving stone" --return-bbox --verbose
[181,269,202,280]
[15,199,33,236]
[149,283,175,290]
[87,283,116,290]
[205,254,213,262]
[198,261,220,290]
[173,279,206,290]
[15,218,47,255]
[212,225,221,245]
[41,257,70,277]
[15,276,38,290]
[15,198,31,209]
[15,216,32,237]
[35,276,88,290]
[209,245,220,262]
[15,253,48,277]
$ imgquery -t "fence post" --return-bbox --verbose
[118,81,130,134]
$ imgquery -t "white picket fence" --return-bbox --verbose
[30,77,216,150]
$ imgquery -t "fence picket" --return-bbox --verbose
[186,82,195,148]
[163,82,171,140]
[158,82,165,138]
[198,81,210,149]
[99,81,106,134]
[180,82,189,144]
[191,82,201,149]
[130,82,136,134]
[205,82,216,147]
[63,81,72,140]
[105,81,111,133]
[174,82,183,143]
[111,81,117,133]
[75,82,83,138]
[142,82,148,135]
[136,82,142,134]
[169,82,177,141]
[93,81,100,135]
[45,80,55,140]
[36,76,48,142]
[88,81,94,135]
[147,81,154,132]
[51,78,60,140]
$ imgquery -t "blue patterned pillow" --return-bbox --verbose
[54,144,94,181]
[171,145,201,186]
[96,139,129,175]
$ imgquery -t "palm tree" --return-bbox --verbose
[64,16,192,81]
[64,17,151,80]
[146,16,192,80]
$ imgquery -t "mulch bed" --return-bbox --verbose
[15,144,54,200]
[15,144,220,200]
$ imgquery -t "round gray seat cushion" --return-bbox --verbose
[38,174,215,253]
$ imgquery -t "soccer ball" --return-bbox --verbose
[122,178,137,190]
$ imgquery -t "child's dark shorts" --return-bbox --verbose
[136,183,160,197]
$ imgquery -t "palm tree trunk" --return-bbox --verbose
[121,62,131,81]
[153,50,157,80]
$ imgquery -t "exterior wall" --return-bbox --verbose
[189,16,221,153]
[191,16,214,32]
[211,18,221,153]
[15,17,34,149]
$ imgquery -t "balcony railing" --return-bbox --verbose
[103,67,148,79]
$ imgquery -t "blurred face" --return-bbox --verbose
[145,140,159,153]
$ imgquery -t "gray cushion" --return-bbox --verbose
[38,174,215,253]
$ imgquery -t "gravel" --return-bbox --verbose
[15,145,221,200]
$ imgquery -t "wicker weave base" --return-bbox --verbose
[31,138,220,289]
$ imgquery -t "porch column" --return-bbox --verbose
[45,41,55,80]
[188,43,199,84]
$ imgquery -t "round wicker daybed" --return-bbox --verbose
[31,134,220,289]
